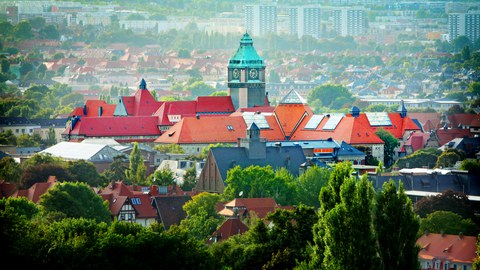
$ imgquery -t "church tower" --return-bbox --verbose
[228,32,266,110]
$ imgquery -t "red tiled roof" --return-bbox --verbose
[0,181,17,199]
[12,176,57,203]
[416,233,477,265]
[224,198,278,219]
[409,113,441,131]
[274,103,313,138]
[132,88,163,116]
[154,115,247,144]
[405,132,430,152]
[196,96,235,113]
[209,218,249,243]
[436,129,473,146]
[448,114,477,128]
[64,116,161,137]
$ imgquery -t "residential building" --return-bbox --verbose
[208,217,249,244]
[245,4,277,37]
[417,233,478,270]
[448,11,480,43]
[99,181,158,227]
[288,6,322,39]
[11,176,58,203]
[0,117,40,137]
[331,7,366,37]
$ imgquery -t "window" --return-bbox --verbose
[131,198,141,205]
[434,261,440,270]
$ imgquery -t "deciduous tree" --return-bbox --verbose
[375,180,420,270]
[38,181,111,223]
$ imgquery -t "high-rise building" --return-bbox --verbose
[245,4,277,37]
[331,7,366,37]
[289,6,322,39]
[227,33,267,110]
[448,11,480,43]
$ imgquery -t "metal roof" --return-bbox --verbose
[228,32,265,69]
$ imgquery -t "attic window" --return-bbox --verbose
[131,198,141,205]
[227,125,234,131]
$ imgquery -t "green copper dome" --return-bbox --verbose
[228,32,265,68]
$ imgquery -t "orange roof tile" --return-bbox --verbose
[274,103,313,138]
[155,116,247,144]
[416,233,477,264]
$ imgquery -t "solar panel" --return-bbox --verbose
[305,114,325,130]
[242,112,270,129]
[323,113,344,130]
[365,112,392,126]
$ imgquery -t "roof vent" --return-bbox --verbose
[351,106,360,118]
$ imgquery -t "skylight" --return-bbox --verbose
[242,112,270,129]
[365,112,392,126]
[323,114,344,130]
[131,198,141,205]
[305,115,325,130]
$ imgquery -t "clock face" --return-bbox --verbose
[249,68,258,79]
[233,69,240,79]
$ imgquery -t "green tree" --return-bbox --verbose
[375,180,420,270]
[435,151,462,168]
[322,175,379,270]
[21,152,64,170]
[125,142,146,185]
[295,165,330,209]
[19,163,71,189]
[101,155,128,182]
[419,211,478,236]
[150,167,175,186]
[181,166,197,191]
[1,59,10,73]
[375,128,400,167]
[38,181,111,223]
[187,81,216,97]
[39,24,59,39]
[311,161,355,268]
[307,84,354,110]
[414,190,477,223]
[154,143,185,153]
[16,133,40,147]
[179,192,223,240]
[13,21,33,39]
[0,130,17,145]
[459,159,480,174]
[0,156,22,183]
[66,160,104,187]
[395,148,441,169]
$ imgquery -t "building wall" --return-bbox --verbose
[245,4,277,36]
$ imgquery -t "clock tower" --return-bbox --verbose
[228,32,266,110]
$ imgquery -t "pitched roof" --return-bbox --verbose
[273,98,313,139]
[416,233,477,264]
[196,96,235,114]
[64,116,161,138]
[151,196,191,230]
[209,218,249,243]
[98,181,157,218]
[435,129,473,146]
[210,145,306,181]
[12,176,57,203]
[40,141,126,162]
[155,116,247,144]
[0,181,17,199]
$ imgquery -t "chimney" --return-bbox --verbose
[110,180,115,189]
[151,185,158,196]
[459,232,463,239]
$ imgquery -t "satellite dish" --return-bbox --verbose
[239,191,243,197]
